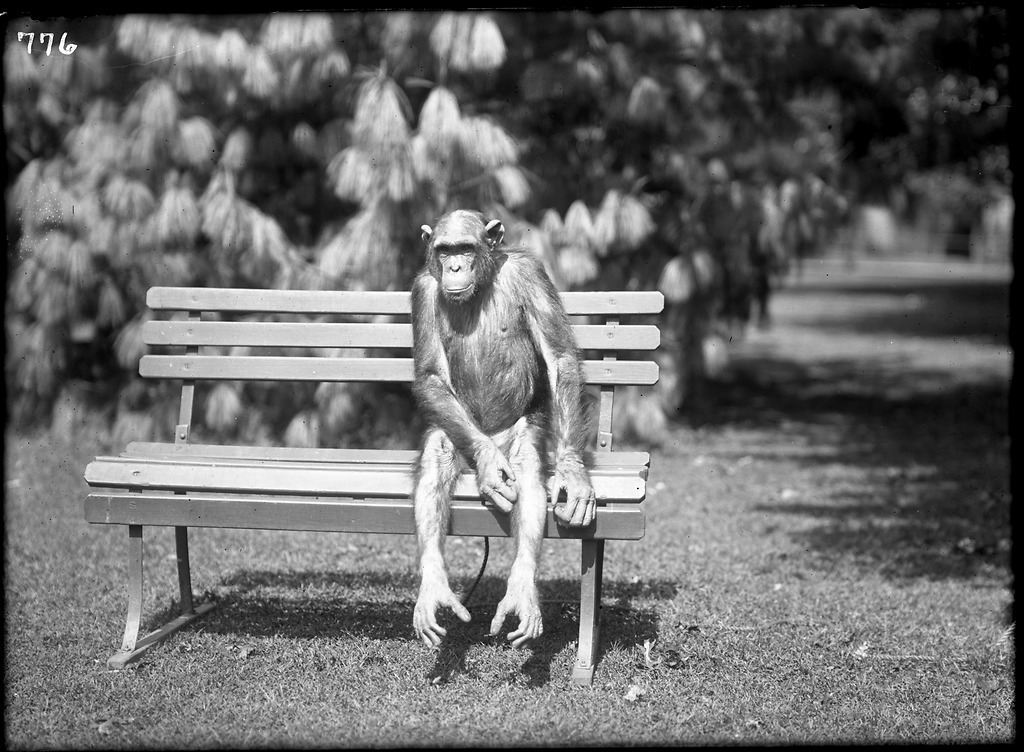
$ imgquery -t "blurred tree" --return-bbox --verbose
[743,8,1010,255]
[7,14,347,443]
[4,12,525,447]
[884,7,1011,256]
[4,9,1009,445]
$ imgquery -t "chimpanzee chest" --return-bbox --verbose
[444,303,544,434]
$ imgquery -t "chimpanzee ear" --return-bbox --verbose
[485,219,504,247]
[420,225,434,245]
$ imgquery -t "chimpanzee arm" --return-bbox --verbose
[410,273,518,508]
[509,255,590,466]
[507,255,595,526]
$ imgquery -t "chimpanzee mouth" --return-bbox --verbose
[445,284,475,299]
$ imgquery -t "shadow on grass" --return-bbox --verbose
[759,490,1011,582]
[692,345,1010,584]
[169,570,672,687]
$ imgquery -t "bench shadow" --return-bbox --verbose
[165,569,672,687]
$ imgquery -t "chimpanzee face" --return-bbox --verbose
[435,248,478,302]
[421,210,505,304]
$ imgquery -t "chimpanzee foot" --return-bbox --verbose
[488,579,543,648]
[413,574,471,648]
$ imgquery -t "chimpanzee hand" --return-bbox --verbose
[475,443,518,512]
[489,576,543,648]
[550,459,596,527]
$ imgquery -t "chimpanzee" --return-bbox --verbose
[410,209,595,649]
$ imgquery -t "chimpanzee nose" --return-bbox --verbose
[449,260,462,272]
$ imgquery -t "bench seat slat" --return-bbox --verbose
[123,442,651,470]
[147,287,665,316]
[142,321,661,351]
[85,491,645,540]
[85,459,647,501]
[139,356,659,385]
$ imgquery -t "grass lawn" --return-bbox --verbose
[4,261,1014,747]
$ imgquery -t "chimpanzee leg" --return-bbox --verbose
[413,427,470,648]
[488,417,547,648]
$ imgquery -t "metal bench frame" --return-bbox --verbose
[84,286,662,685]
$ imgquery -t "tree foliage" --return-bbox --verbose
[4,9,1009,444]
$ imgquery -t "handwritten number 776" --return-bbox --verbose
[18,33,78,56]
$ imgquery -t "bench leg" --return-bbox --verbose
[106,525,214,669]
[109,524,145,667]
[175,526,194,615]
[572,539,605,686]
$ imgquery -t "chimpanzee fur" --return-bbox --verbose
[409,209,595,649]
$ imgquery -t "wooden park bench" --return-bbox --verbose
[84,286,663,685]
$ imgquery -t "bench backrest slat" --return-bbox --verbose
[142,321,661,351]
[147,287,666,316]
[140,355,660,385]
